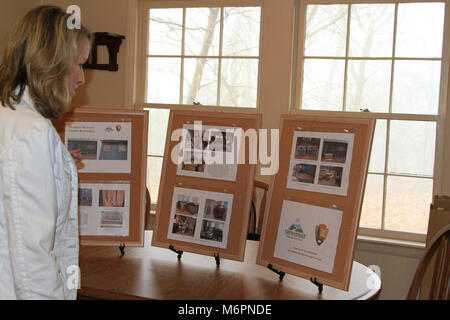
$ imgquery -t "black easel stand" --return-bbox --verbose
[310,277,323,294]
[119,243,126,256]
[214,253,220,267]
[169,245,183,259]
[267,264,285,281]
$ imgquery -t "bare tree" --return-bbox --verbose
[185,8,219,104]
[149,7,260,107]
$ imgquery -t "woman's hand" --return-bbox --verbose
[69,148,83,163]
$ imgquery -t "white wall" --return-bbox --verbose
[354,239,423,299]
[0,0,135,109]
[0,0,41,53]
[42,0,136,109]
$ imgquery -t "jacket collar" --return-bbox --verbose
[13,86,39,114]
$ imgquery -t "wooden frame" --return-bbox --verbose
[83,33,126,72]
[257,114,375,291]
[152,110,261,261]
[53,107,148,247]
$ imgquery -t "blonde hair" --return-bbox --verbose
[0,6,91,119]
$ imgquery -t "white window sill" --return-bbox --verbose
[356,234,425,259]
[357,234,425,249]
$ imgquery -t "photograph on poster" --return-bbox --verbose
[176,124,240,181]
[65,122,132,173]
[294,137,320,161]
[79,182,130,237]
[286,131,354,196]
[100,210,124,228]
[67,139,98,160]
[200,220,224,242]
[99,189,125,207]
[172,215,197,237]
[99,140,128,160]
[273,200,343,274]
[292,163,317,184]
[321,139,348,163]
[181,151,205,173]
[318,165,343,188]
[79,188,93,206]
[167,187,233,249]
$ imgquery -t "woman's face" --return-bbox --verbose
[68,37,90,98]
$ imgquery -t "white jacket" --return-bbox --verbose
[0,87,79,299]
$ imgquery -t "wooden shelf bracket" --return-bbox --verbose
[83,32,126,72]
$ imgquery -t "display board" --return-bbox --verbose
[53,108,148,247]
[257,114,375,291]
[152,110,261,262]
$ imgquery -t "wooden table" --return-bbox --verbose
[78,231,381,300]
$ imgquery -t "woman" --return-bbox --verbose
[0,6,91,299]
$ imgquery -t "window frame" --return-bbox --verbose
[292,0,450,243]
[137,0,264,113]
[138,0,264,211]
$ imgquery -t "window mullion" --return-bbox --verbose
[342,3,351,112]
[180,8,187,105]
[389,2,399,115]
[147,154,164,159]
[217,7,224,106]
[382,119,390,231]
[381,3,399,231]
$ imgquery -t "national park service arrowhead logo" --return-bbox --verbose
[315,224,329,246]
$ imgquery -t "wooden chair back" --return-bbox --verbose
[407,224,450,299]
[145,187,153,230]
[247,180,269,240]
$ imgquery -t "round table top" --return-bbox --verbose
[78,231,381,300]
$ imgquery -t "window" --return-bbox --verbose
[140,1,262,208]
[294,1,447,241]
